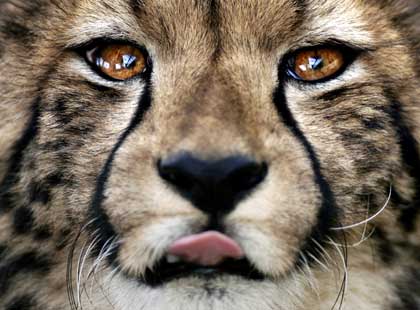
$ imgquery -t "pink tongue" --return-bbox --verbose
[167,231,244,266]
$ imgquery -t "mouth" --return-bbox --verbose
[140,255,266,286]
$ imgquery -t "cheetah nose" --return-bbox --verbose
[158,153,268,215]
[167,231,244,266]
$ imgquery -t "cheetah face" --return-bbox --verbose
[74,1,407,308]
[3,0,417,309]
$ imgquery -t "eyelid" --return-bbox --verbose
[72,37,150,65]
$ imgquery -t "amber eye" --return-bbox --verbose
[86,44,147,81]
[286,47,345,82]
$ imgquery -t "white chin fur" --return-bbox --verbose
[103,273,308,310]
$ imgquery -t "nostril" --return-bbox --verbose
[228,162,268,193]
[158,163,196,193]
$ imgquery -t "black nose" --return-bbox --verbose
[158,153,268,215]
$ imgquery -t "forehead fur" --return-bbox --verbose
[63,0,393,52]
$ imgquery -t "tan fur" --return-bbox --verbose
[1,0,420,309]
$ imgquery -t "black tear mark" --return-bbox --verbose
[273,81,338,266]
[6,295,37,310]
[0,251,52,297]
[90,71,153,265]
[13,206,34,234]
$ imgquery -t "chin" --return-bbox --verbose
[104,273,307,310]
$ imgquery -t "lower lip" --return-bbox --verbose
[138,263,266,287]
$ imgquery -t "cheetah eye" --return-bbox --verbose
[85,43,147,81]
[285,47,347,83]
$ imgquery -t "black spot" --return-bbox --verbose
[384,91,420,232]
[361,118,386,130]
[0,251,52,297]
[372,228,395,265]
[54,97,72,125]
[273,79,338,267]
[392,268,420,310]
[294,0,308,13]
[28,182,50,205]
[0,99,40,214]
[131,0,145,12]
[390,188,411,208]
[89,68,153,266]
[51,93,94,126]
[33,226,52,241]
[13,207,34,234]
[339,130,363,141]
[1,21,32,41]
[41,139,69,152]
[0,245,7,261]
[64,123,95,136]
[6,295,37,310]
[0,1,44,45]
[45,173,64,187]
[338,131,381,156]
[0,42,4,59]
[399,208,418,232]
[0,192,17,214]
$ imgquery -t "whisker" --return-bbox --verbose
[80,235,102,308]
[327,233,348,310]
[299,252,320,295]
[307,251,330,271]
[331,185,392,231]
[76,237,92,309]
[66,219,98,310]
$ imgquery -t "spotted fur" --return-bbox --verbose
[1,0,420,309]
